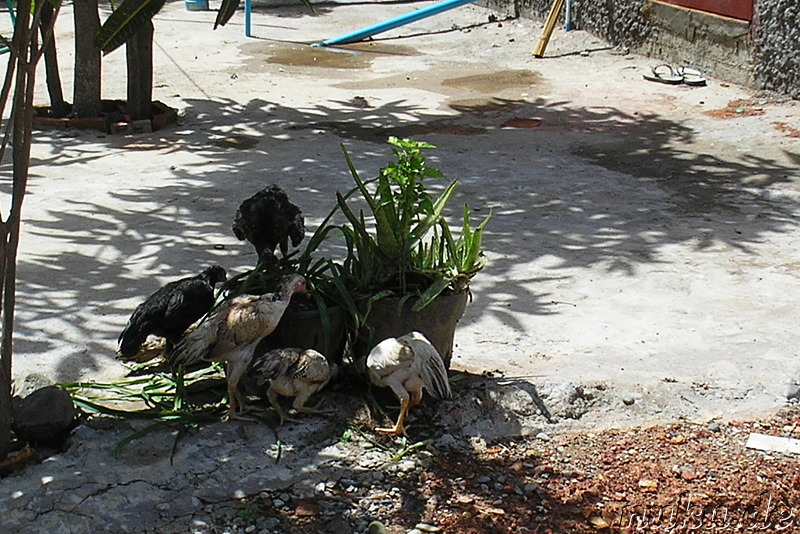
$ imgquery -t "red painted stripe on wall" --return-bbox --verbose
[653,0,753,21]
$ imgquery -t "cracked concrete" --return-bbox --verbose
[2,0,800,531]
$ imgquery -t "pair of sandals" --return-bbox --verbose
[643,64,707,86]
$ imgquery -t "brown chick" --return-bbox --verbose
[169,274,306,421]
[248,348,333,424]
[365,331,452,436]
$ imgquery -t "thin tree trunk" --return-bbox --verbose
[39,1,68,118]
[125,20,153,121]
[72,0,101,118]
[0,0,36,461]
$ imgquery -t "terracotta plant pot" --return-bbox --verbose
[356,291,468,369]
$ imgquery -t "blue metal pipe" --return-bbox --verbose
[313,0,478,47]
[565,0,574,31]
[245,0,252,37]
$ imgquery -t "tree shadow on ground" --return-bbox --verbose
[17,90,799,382]
[173,369,613,532]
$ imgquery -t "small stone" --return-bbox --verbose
[260,518,280,530]
[245,526,256,533]
[536,432,551,441]
[12,385,75,442]
[315,482,327,493]
[622,396,636,406]
[476,475,491,484]
[436,433,458,449]
[415,523,441,532]
[398,460,415,472]
[273,499,285,508]
[708,422,721,433]
[787,382,800,401]
[13,373,54,398]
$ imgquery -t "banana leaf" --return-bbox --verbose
[214,0,239,29]
[95,0,166,54]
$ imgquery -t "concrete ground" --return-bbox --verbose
[13,0,800,431]
[4,2,800,532]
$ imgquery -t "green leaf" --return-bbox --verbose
[95,0,166,54]
[214,0,240,29]
[215,0,315,28]
[336,192,375,248]
[341,144,380,214]
[407,180,457,251]
[412,278,451,312]
[114,419,180,459]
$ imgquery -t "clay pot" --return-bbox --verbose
[356,291,468,369]
[257,306,348,365]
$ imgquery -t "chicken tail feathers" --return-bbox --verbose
[169,324,212,368]
[417,342,452,400]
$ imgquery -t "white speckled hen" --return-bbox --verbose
[170,274,307,420]
[232,184,305,266]
[249,347,334,424]
[365,331,452,436]
[117,265,227,361]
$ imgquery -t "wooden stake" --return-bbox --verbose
[533,0,565,58]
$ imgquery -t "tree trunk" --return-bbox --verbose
[0,0,36,462]
[72,0,101,118]
[125,20,154,121]
[39,1,69,118]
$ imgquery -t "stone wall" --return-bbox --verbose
[479,0,799,98]
[753,0,800,98]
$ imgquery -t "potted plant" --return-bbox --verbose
[223,209,358,366]
[336,137,491,368]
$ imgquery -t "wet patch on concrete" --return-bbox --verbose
[442,69,544,93]
[302,119,485,142]
[501,117,543,129]
[240,42,417,70]
[210,134,260,149]
[448,97,528,115]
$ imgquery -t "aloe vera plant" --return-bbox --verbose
[337,137,491,312]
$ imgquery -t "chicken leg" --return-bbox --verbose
[223,342,259,421]
[376,383,412,436]
[267,386,327,425]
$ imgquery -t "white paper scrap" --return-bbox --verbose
[745,433,800,455]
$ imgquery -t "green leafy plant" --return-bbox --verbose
[220,200,363,357]
[60,363,227,460]
[337,137,491,312]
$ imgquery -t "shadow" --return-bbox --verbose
[180,369,606,532]
[18,86,800,385]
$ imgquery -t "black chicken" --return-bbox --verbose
[117,265,227,361]
[232,184,305,266]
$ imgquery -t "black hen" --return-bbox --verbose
[118,265,227,360]
[232,184,305,266]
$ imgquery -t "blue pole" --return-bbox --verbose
[565,0,574,31]
[245,0,252,36]
[312,0,478,47]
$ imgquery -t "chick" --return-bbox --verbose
[248,347,333,424]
